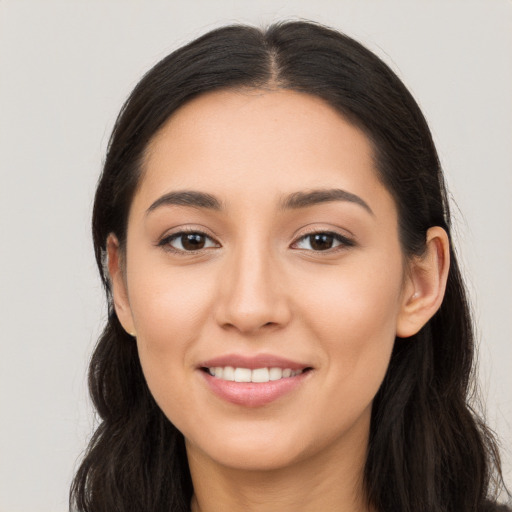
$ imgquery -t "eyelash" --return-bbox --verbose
[158,228,355,255]
[293,231,355,252]
[158,228,220,254]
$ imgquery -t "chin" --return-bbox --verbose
[188,436,307,472]
[182,409,369,474]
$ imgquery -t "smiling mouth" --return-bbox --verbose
[201,366,312,383]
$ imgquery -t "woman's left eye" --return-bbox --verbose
[159,231,219,253]
[292,232,354,251]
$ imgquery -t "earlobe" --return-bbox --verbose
[106,234,136,336]
[396,226,450,338]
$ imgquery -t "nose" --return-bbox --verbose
[214,242,292,335]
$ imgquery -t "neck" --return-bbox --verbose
[187,415,372,512]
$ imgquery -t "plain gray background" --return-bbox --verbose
[0,1,510,510]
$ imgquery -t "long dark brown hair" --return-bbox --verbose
[71,21,510,512]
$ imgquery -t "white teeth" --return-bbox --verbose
[223,366,235,381]
[269,367,283,381]
[234,368,252,382]
[251,368,270,383]
[207,366,304,382]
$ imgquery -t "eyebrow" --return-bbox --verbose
[278,188,373,215]
[146,188,373,216]
[146,191,223,214]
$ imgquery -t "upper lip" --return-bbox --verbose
[199,353,311,371]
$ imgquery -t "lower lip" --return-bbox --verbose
[200,370,310,408]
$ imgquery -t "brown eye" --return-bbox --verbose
[293,232,354,252]
[309,233,335,251]
[181,233,207,250]
[160,231,219,253]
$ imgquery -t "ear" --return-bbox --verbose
[396,226,450,338]
[106,234,136,337]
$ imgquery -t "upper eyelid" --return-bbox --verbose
[294,229,350,240]
[157,230,220,256]
[159,229,220,247]
[158,226,218,243]
[292,231,355,249]
[292,222,355,240]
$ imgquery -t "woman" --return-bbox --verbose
[71,21,510,512]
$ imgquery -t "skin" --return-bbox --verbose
[108,89,450,512]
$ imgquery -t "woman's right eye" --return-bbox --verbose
[159,231,220,253]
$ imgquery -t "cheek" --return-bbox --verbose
[303,250,403,327]
[126,259,219,410]
[127,262,219,422]
[129,262,213,344]
[298,252,403,393]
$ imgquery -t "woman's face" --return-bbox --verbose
[113,89,414,471]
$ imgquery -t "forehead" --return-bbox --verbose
[136,88,390,215]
